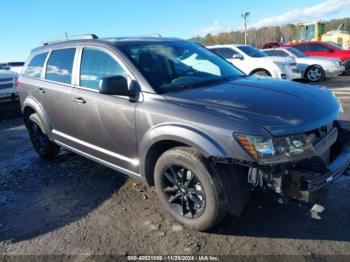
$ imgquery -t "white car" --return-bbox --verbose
[262,47,345,82]
[207,44,302,80]
[0,70,18,99]
[0,62,24,75]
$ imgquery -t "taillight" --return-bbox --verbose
[15,78,19,87]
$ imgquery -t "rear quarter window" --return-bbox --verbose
[23,52,48,78]
[45,48,76,84]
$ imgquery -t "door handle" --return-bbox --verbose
[73,97,86,104]
[37,88,45,94]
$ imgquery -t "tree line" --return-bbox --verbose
[191,17,350,48]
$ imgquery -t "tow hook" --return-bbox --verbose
[309,204,325,220]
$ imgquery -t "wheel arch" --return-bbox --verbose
[22,96,53,137]
[139,124,228,185]
[249,68,272,76]
[304,64,324,78]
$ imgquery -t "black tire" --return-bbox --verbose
[344,60,350,76]
[305,65,325,82]
[25,115,60,159]
[251,70,271,77]
[154,147,227,231]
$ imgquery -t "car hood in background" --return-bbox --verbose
[260,56,296,64]
[165,76,341,136]
[0,70,17,78]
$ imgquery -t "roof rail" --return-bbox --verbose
[41,34,98,46]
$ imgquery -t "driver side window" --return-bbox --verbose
[80,48,127,90]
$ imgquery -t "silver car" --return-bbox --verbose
[0,69,18,99]
[262,47,345,82]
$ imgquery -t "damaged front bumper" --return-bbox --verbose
[248,122,350,203]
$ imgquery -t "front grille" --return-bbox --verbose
[292,69,300,73]
[0,83,14,90]
[0,78,13,83]
[289,63,297,66]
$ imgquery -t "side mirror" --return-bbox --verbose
[99,75,136,97]
[232,54,244,60]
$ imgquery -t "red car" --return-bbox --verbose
[286,41,350,75]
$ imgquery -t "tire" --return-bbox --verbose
[154,147,227,231]
[251,70,271,77]
[344,60,350,76]
[305,65,325,82]
[25,114,60,159]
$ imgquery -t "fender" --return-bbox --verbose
[22,96,53,139]
[138,123,229,177]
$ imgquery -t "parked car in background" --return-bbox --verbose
[19,35,350,231]
[261,41,287,49]
[262,47,345,82]
[286,41,350,75]
[0,62,25,74]
[207,44,302,80]
[0,69,18,100]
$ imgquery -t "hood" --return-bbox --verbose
[0,70,17,78]
[165,76,341,136]
[260,56,296,64]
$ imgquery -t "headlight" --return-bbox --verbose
[235,133,315,164]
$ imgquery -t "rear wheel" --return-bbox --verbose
[154,147,227,231]
[25,115,60,159]
[305,65,325,82]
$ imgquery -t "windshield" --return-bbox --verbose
[117,40,245,94]
[237,45,267,58]
[287,47,306,57]
[326,41,343,50]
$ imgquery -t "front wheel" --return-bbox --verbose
[154,147,227,231]
[305,65,325,82]
[25,115,60,159]
[252,70,271,77]
[344,60,350,76]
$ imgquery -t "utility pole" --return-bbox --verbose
[241,12,250,45]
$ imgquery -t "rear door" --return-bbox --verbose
[42,48,77,139]
[70,46,139,174]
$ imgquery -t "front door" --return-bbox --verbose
[70,46,139,174]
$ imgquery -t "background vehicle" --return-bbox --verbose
[261,41,287,49]
[287,41,350,75]
[0,69,18,99]
[18,35,350,231]
[0,62,25,74]
[262,47,344,82]
[207,44,302,80]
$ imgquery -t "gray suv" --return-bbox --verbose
[19,35,350,231]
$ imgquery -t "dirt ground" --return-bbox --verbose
[0,76,350,257]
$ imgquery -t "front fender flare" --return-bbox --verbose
[138,123,229,176]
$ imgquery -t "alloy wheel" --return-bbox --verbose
[29,122,47,154]
[308,67,322,81]
[162,165,205,218]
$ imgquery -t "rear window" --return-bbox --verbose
[23,53,48,78]
[211,48,237,59]
[45,48,76,84]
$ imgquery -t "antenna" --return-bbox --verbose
[65,32,68,40]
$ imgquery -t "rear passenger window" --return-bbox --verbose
[80,48,127,90]
[24,52,48,78]
[293,44,308,52]
[46,48,76,84]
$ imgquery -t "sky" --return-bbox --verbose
[1,0,350,61]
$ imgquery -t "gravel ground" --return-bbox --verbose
[0,76,350,257]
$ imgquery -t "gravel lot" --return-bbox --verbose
[0,76,350,257]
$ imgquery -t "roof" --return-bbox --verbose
[31,35,184,54]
